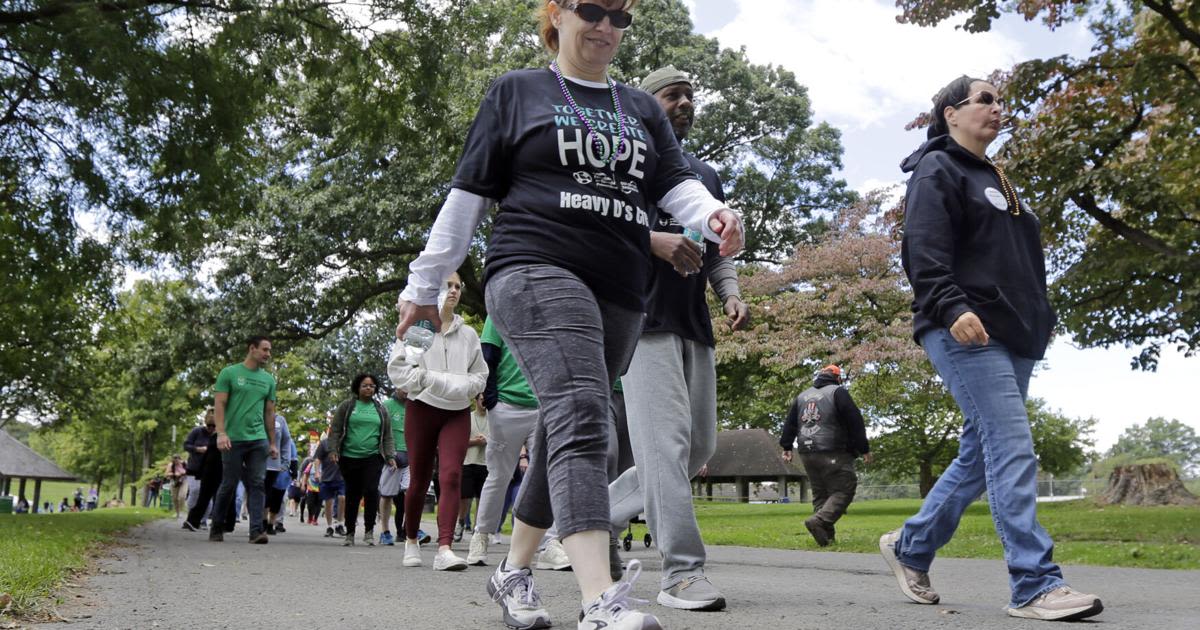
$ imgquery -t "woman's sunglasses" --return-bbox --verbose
[954,91,1002,109]
[563,2,634,30]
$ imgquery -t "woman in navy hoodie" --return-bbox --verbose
[878,76,1103,622]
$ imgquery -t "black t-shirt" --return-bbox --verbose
[451,68,696,311]
[642,152,725,346]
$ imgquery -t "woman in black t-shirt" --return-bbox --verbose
[394,2,743,629]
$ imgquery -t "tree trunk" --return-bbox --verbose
[1102,463,1198,506]
[117,455,126,503]
[918,460,936,498]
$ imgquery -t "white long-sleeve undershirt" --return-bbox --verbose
[397,180,741,307]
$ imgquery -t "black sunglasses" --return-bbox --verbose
[564,2,633,30]
[954,91,1001,109]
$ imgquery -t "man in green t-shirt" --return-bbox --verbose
[378,389,410,546]
[209,335,279,544]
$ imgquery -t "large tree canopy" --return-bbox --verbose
[898,0,1200,369]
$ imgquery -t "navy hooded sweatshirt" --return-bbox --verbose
[900,135,1055,360]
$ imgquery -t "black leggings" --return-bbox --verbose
[264,471,286,516]
[340,455,383,535]
[305,490,322,521]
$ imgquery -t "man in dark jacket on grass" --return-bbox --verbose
[780,364,872,546]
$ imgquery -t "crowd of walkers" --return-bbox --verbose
[174,1,1104,627]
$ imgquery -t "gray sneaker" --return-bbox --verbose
[879,529,939,604]
[657,575,726,611]
[1007,586,1102,621]
[363,529,375,546]
[342,533,355,547]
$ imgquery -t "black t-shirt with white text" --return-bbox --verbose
[642,153,725,347]
[451,68,696,311]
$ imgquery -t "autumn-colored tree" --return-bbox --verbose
[717,194,1094,495]
[897,0,1200,370]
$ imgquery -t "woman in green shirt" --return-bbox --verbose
[328,374,396,547]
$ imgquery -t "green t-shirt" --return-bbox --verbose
[613,377,623,393]
[382,398,407,452]
[343,401,382,459]
[214,364,277,442]
[481,317,538,408]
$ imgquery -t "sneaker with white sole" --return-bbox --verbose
[1006,586,1102,621]
[490,533,505,545]
[468,530,489,566]
[535,538,572,571]
[363,529,375,546]
[403,540,423,567]
[578,559,662,630]
[657,575,726,611]
[487,559,552,630]
[341,533,355,547]
[433,548,469,571]
[879,529,939,605]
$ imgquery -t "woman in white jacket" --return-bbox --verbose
[389,271,488,571]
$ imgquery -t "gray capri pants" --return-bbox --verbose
[485,264,642,538]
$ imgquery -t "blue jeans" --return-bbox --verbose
[896,329,1064,607]
[211,439,268,537]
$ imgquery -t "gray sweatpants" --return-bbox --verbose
[486,264,642,538]
[609,332,717,588]
[473,400,538,536]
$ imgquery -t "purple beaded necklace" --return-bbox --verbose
[551,60,627,168]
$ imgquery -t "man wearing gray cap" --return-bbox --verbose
[608,65,750,612]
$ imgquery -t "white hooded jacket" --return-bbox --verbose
[388,314,488,411]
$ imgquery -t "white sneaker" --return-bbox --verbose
[1006,586,1103,621]
[467,530,489,566]
[403,540,422,567]
[433,548,468,571]
[578,559,662,630]
[535,538,572,571]
[491,533,505,545]
[487,559,552,630]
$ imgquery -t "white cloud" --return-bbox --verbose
[707,0,1028,129]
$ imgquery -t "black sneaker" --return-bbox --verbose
[335,523,346,536]
[182,521,198,532]
[249,532,269,544]
[325,527,335,538]
[805,516,832,547]
[209,530,224,542]
[275,523,286,534]
[266,522,277,535]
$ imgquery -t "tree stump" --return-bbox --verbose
[1102,463,1198,506]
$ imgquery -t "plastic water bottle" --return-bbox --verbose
[402,320,436,365]
[683,227,704,243]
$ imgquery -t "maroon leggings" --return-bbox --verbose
[403,398,470,546]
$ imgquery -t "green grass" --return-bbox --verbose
[615,499,1200,570]
[0,508,167,618]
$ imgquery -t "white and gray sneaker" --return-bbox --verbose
[363,529,375,546]
[433,548,469,571]
[535,538,572,571]
[467,530,489,566]
[1006,586,1103,621]
[879,529,939,604]
[403,540,423,567]
[657,575,726,611]
[487,558,552,630]
[578,559,662,630]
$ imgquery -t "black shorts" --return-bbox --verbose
[460,464,488,499]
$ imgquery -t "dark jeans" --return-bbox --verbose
[798,451,858,525]
[486,264,642,538]
[341,455,384,536]
[211,439,268,537]
[305,490,322,521]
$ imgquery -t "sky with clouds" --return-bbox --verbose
[681,0,1199,453]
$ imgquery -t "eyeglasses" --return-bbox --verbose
[954,91,1002,109]
[563,2,634,30]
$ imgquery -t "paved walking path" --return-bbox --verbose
[39,516,1196,629]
